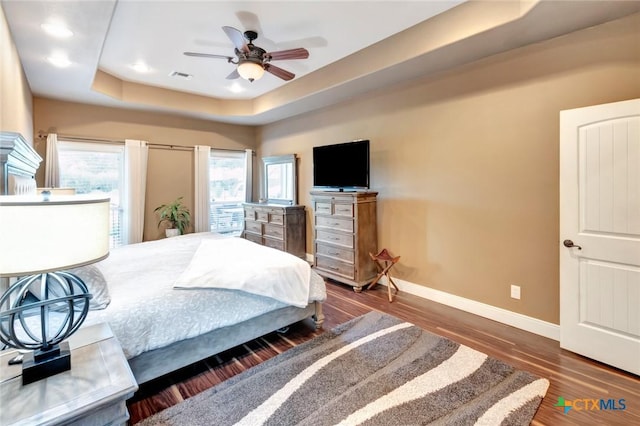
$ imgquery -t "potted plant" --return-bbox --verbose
[155,196,191,237]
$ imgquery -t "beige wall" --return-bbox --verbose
[0,5,33,142]
[33,98,257,240]
[258,15,640,324]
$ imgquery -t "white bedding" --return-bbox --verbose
[82,233,326,359]
[174,238,310,308]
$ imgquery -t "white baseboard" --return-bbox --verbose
[307,252,559,340]
[384,276,560,341]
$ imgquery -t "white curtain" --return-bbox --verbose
[123,139,149,244]
[245,149,253,202]
[44,133,60,187]
[194,145,211,233]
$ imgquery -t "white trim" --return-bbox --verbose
[385,277,559,341]
[308,252,560,341]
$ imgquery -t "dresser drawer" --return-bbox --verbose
[263,237,284,251]
[333,203,354,217]
[264,224,284,239]
[316,256,355,279]
[269,214,284,225]
[315,243,354,263]
[316,230,354,248]
[256,211,269,222]
[315,202,332,215]
[244,208,257,220]
[315,215,353,232]
[244,232,262,245]
[245,220,262,234]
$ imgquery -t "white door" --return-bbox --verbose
[560,98,640,375]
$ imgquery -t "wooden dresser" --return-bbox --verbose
[242,203,306,259]
[311,191,378,291]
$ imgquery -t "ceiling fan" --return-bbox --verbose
[184,26,309,82]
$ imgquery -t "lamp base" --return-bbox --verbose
[22,341,71,385]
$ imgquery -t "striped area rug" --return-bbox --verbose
[138,312,549,425]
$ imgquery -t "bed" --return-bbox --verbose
[0,131,326,385]
[79,232,326,385]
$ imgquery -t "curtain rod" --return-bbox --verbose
[148,143,193,152]
[37,131,252,153]
[37,132,123,145]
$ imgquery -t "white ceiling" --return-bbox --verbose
[101,1,463,99]
[3,1,639,125]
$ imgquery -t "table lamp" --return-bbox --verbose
[0,194,110,384]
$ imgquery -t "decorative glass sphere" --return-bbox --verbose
[0,271,91,351]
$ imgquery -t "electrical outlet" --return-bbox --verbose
[510,285,521,300]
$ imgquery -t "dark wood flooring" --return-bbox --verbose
[128,280,639,425]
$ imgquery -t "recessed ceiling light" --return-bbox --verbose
[131,62,150,73]
[228,82,245,93]
[47,54,71,68]
[41,22,73,38]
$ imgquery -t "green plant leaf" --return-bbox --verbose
[155,196,191,234]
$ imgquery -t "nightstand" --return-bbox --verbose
[0,323,138,426]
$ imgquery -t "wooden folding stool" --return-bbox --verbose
[367,248,400,302]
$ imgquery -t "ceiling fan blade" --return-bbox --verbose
[264,64,295,81]
[265,48,309,61]
[222,26,249,53]
[184,52,233,61]
[226,69,240,80]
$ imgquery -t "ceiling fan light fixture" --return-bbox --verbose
[185,26,306,83]
[237,60,264,82]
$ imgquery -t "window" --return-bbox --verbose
[209,150,246,234]
[58,141,125,248]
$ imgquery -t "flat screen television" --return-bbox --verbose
[313,140,369,190]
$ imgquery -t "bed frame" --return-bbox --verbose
[129,301,324,384]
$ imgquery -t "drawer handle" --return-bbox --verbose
[329,251,340,256]
[331,222,341,226]
[328,266,339,271]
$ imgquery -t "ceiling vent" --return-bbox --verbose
[169,71,193,80]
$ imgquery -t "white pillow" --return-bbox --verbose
[66,265,111,310]
[22,266,111,310]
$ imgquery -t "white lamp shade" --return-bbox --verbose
[237,60,265,81]
[0,195,110,277]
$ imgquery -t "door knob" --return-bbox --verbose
[563,239,582,250]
